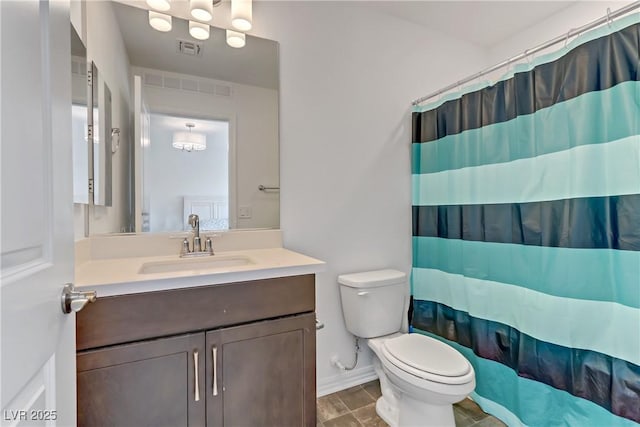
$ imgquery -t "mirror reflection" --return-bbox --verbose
[76,0,280,235]
[141,113,230,232]
[71,25,88,205]
[91,63,114,208]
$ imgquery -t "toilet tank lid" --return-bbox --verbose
[338,269,406,288]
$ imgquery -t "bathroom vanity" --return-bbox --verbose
[74,232,324,427]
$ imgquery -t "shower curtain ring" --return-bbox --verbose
[606,8,612,27]
[564,29,573,48]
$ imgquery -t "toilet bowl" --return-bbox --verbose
[369,333,475,426]
[338,270,476,427]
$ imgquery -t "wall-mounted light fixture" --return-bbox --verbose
[231,0,252,31]
[148,11,172,32]
[146,0,251,48]
[226,30,246,48]
[172,123,206,152]
[189,21,210,40]
[146,0,171,12]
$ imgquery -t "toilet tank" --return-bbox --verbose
[338,269,407,338]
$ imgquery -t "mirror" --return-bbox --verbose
[94,73,113,207]
[78,0,279,235]
[89,62,114,207]
[70,26,114,210]
[71,25,88,205]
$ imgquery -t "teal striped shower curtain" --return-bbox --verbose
[410,15,640,427]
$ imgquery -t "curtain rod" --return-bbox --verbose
[411,1,640,106]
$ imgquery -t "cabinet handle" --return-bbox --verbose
[212,346,218,396]
[194,350,200,402]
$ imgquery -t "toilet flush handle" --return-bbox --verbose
[357,291,369,296]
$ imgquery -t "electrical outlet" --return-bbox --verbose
[238,206,252,218]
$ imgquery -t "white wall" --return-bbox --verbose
[245,2,489,393]
[74,0,132,237]
[135,67,279,230]
[488,1,636,63]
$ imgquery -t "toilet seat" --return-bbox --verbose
[380,334,473,385]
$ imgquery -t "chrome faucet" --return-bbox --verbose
[180,214,214,257]
[189,214,201,252]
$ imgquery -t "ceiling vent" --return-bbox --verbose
[177,40,203,57]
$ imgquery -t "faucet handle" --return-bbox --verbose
[204,237,214,255]
[181,238,190,255]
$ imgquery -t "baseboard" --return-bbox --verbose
[317,364,378,397]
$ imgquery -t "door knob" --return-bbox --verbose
[61,283,97,314]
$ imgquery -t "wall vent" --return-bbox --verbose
[181,79,198,92]
[144,72,163,87]
[199,81,215,95]
[139,68,233,98]
[215,84,232,97]
[163,76,180,90]
[177,39,203,57]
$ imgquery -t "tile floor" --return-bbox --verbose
[317,380,507,427]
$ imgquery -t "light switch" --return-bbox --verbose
[238,206,252,218]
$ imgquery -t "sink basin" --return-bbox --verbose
[139,255,254,275]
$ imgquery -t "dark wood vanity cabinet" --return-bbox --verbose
[76,275,316,427]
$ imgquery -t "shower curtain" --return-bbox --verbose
[411,15,640,427]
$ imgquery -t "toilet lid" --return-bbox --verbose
[383,334,470,377]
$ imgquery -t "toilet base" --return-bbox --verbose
[375,393,456,427]
[398,394,455,427]
[375,396,398,427]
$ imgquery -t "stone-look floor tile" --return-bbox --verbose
[323,413,363,427]
[337,385,375,411]
[455,398,488,422]
[453,407,476,427]
[317,394,350,423]
[362,380,382,400]
[352,403,389,427]
[472,415,508,427]
[318,381,504,427]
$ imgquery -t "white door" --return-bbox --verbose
[1,1,77,425]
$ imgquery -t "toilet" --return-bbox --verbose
[338,269,475,427]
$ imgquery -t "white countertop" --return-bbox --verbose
[75,247,325,297]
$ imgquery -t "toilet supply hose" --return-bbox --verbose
[331,337,360,371]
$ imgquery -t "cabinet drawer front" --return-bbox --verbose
[77,275,315,350]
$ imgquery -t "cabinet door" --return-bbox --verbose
[77,333,206,427]
[206,313,316,427]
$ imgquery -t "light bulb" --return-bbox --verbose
[149,11,172,32]
[146,0,171,12]
[190,0,213,22]
[231,0,252,31]
[226,30,245,48]
[189,21,210,40]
